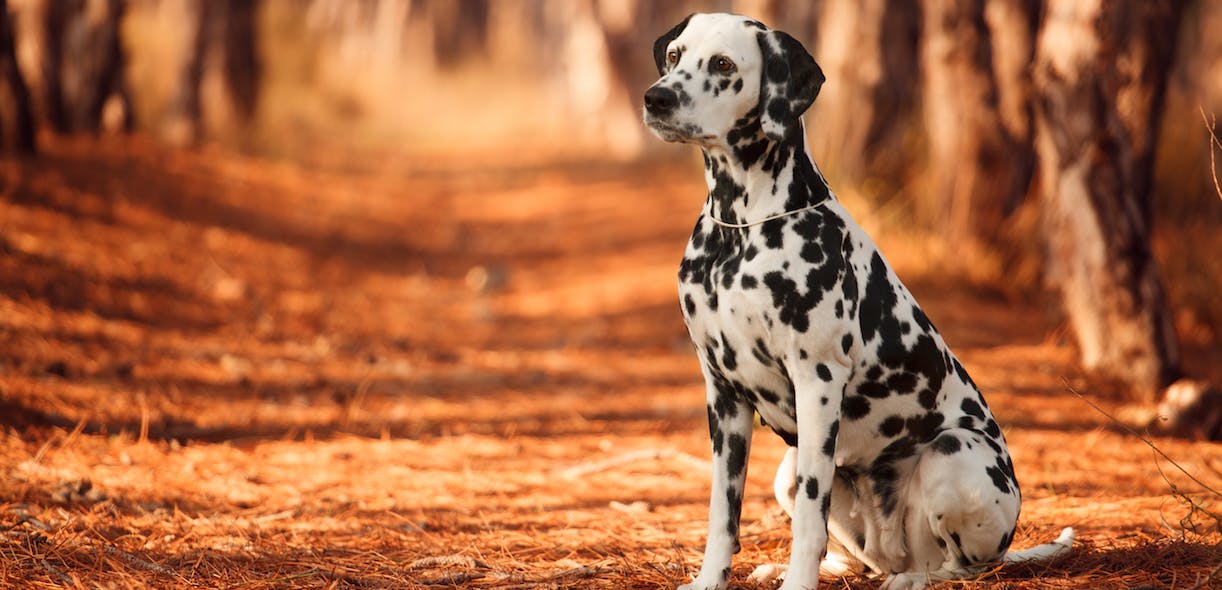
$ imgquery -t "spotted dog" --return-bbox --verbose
[642,13,1073,590]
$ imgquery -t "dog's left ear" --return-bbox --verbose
[653,14,693,76]
[757,30,825,141]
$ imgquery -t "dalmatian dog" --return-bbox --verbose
[642,13,1074,590]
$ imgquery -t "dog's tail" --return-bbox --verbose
[1002,527,1075,563]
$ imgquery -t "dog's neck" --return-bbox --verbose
[699,112,831,227]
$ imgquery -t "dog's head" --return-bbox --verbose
[643,13,824,146]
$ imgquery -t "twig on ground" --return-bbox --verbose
[37,556,74,586]
[1187,558,1222,590]
[11,530,75,586]
[1065,379,1222,539]
[406,554,490,571]
[1201,107,1222,202]
[558,448,710,479]
[417,571,486,585]
[1064,379,1222,499]
[97,542,179,577]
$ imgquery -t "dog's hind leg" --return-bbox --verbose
[751,449,869,584]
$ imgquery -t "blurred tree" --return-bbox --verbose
[0,0,35,153]
[163,0,261,145]
[1032,1,1184,399]
[807,0,920,186]
[427,0,489,67]
[30,0,131,134]
[920,0,1034,248]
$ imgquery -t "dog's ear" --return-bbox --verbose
[653,14,693,76]
[757,29,824,140]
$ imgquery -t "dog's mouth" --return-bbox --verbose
[643,115,713,143]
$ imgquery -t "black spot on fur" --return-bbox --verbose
[858,381,890,399]
[720,334,738,371]
[985,454,1016,495]
[751,338,773,366]
[841,333,853,354]
[804,476,819,500]
[707,405,724,455]
[879,415,905,437]
[905,412,945,441]
[763,271,825,333]
[842,395,871,420]
[816,363,832,382]
[984,418,1001,439]
[870,437,918,515]
[997,529,1013,555]
[822,420,839,456]
[858,254,896,343]
[684,294,696,316]
[961,398,986,420]
[726,484,743,545]
[756,387,781,404]
[887,371,917,394]
[727,433,748,477]
[932,432,962,454]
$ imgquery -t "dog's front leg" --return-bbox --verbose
[779,362,848,590]
[679,382,755,590]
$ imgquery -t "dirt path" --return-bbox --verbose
[0,137,1218,588]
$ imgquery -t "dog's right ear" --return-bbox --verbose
[653,14,693,76]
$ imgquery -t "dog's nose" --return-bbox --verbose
[644,86,679,115]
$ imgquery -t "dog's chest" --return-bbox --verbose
[676,211,849,439]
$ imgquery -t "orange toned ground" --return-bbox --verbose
[0,136,1219,589]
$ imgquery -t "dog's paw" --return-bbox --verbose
[677,581,726,590]
[880,572,928,590]
[677,573,729,590]
[748,563,787,584]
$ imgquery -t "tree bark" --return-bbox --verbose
[807,0,920,185]
[222,0,260,123]
[1032,0,1184,399]
[919,0,1038,247]
[164,0,261,145]
[33,0,131,134]
[0,0,35,153]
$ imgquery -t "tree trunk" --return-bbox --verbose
[920,0,1036,247]
[164,0,260,145]
[0,0,35,153]
[1032,0,1184,399]
[428,0,489,67]
[221,0,260,123]
[37,0,130,133]
[37,0,70,133]
[983,0,1038,214]
[807,0,920,186]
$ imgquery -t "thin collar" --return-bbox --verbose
[708,200,828,229]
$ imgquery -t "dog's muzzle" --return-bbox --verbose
[643,84,700,142]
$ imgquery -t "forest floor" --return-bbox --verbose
[0,136,1219,589]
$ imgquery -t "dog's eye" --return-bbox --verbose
[667,50,680,65]
[714,56,736,73]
